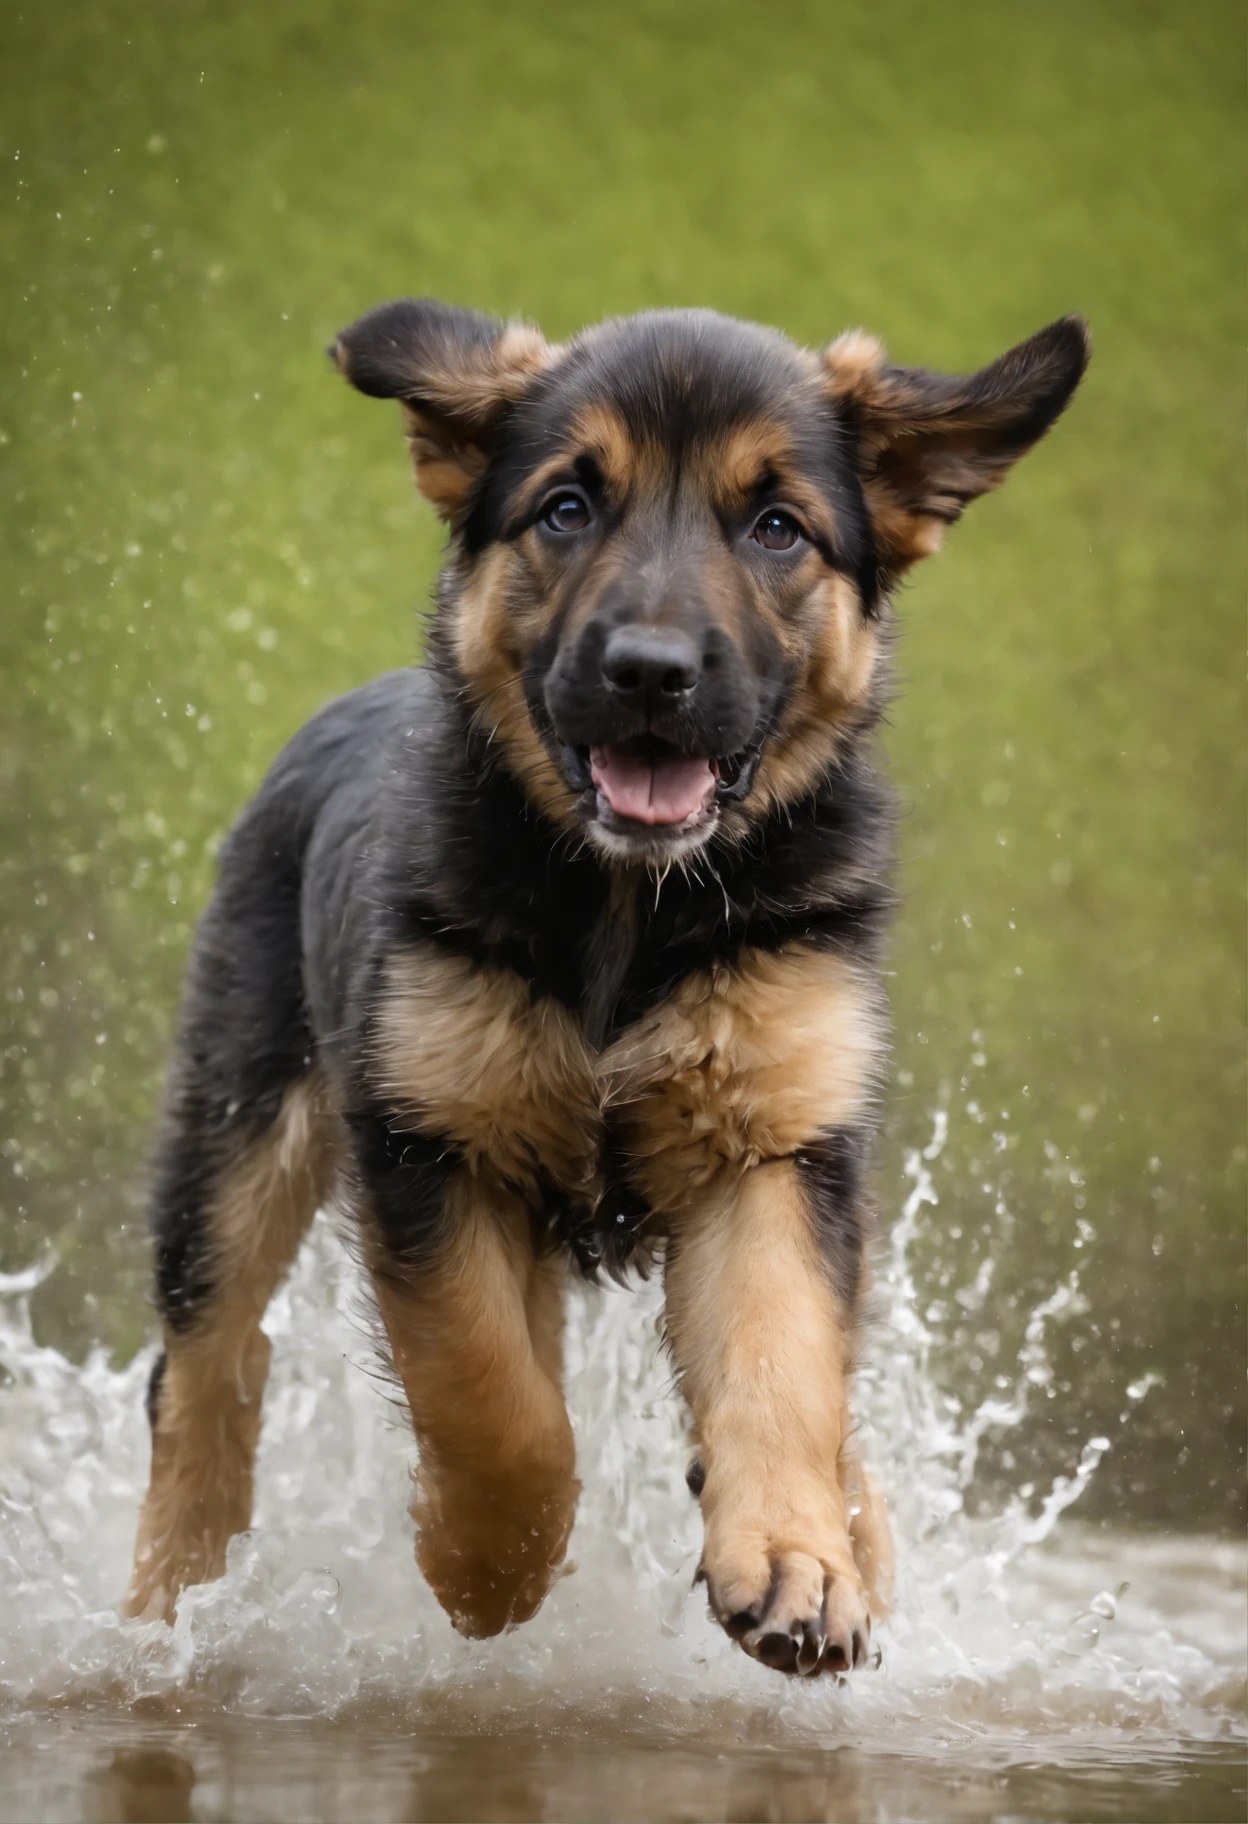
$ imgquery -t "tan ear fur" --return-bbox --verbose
[394,322,555,518]
[398,405,492,518]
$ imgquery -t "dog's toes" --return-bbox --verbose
[817,1574,871,1676]
[705,1547,869,1679]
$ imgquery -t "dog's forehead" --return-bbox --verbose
[528,310,822,456]
[570,309,813,417]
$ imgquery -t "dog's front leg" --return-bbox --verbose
[665,1157,873,1676]
[366,1169,578,1638]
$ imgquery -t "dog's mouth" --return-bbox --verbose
[562,736,761,832]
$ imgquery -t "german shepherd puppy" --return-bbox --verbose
[126,300,1088,1677]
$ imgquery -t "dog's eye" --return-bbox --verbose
[751,509,803,551]
[541,492,591,534]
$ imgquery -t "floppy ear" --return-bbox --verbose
[333,298,554,519]
[822,315,1090,586]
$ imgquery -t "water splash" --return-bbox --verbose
[0,1116,1243,1762]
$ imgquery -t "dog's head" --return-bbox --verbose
[335,301,1088,865]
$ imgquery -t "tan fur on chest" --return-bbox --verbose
[602,946,885,1211]
[374,948,601,1197]
[374,942,883,1215]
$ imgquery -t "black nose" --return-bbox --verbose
[602,625,701,702]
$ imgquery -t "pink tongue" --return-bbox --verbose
[590,746,715,825]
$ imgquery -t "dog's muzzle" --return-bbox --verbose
[546,616,768,852]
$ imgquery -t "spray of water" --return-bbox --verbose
[0,1114,1243,1763]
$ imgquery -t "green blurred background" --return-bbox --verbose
[0,0,1242,1529]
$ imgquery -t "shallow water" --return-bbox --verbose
[2,1126,1243,1820]
[1,1716,1244,1824]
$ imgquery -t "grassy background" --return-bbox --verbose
[0,0,1243,1526]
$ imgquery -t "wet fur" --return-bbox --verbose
[127,300,1088,1668]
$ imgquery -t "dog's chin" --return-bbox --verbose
[583,796,721,867]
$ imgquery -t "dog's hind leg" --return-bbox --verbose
[362,1166,578,1639]
[125,1073,336,1622]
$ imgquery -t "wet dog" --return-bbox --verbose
[126,299,1088,1675]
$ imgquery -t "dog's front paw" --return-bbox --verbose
[701,1539,871,1676]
